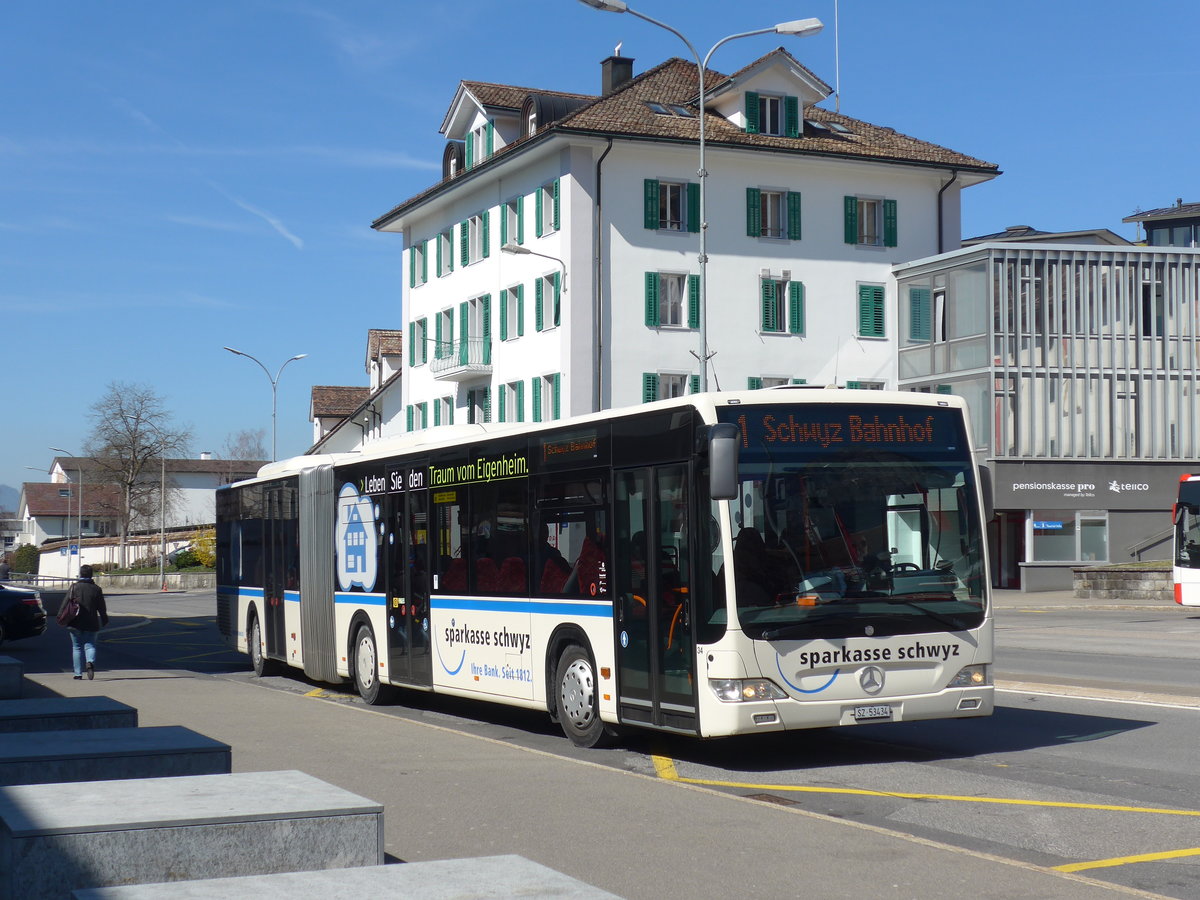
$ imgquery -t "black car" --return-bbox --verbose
[0,584,48,646]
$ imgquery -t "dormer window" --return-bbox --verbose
[744,91,800,138]
[465,120,495,168]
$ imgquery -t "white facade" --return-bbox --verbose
[377,52,995,431]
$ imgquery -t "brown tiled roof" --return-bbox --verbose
[22,482,122,518]
[375,52,997,229]
[462,80,595,111]
[311,386,370,418]
[367,329,404,362]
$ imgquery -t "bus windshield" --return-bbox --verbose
[721,402,986,640]
[1174,478,1200,570]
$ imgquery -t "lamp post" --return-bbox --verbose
[49,448,84,577]
[577,0,822,391]
[500,243,567,291]
[223,347,308,461]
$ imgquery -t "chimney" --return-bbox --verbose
[601,54,634,95]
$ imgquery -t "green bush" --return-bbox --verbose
[10,544,38,575]
[173,547,200,569]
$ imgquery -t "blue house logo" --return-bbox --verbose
[336,483,378,591]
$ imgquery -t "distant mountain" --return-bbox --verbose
[0,484,16,515]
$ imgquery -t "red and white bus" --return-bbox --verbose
[217,388,994,746]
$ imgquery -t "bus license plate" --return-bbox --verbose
[853,705,892,722]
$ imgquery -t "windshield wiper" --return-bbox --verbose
[760,609,860,641]
[879,597,966,631]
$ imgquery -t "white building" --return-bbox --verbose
[371,50,998,429]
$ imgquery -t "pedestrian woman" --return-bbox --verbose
[63,565,108,680]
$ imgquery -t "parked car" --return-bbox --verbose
[0,584,47,646]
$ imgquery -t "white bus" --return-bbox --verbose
[216,389,994,746]
[1172,474,1200,606]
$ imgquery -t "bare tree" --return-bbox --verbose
[223,428,268,461]
[84,381,192,567]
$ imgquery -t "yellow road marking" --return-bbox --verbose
[1056,847,1200,873]
[305,688,329,698]
[650,754,1200,817]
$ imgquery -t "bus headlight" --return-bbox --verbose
[949,665,991,688]
[709,679,787,702]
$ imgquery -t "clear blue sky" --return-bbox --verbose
[3,0,1196,502]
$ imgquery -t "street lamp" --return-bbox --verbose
[49,447,84,577]
[500,243,567,291]
[577,0,822,391]
[223,347,308,461]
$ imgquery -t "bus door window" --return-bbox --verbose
[654,466,692,701]
[385,467,409,679]
[407,487,432,682]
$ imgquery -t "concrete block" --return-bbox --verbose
[0,770,383,900]
[70,855,623,899]
[0,697,137,733]
[0,726,230,786]
[0,657,21,700]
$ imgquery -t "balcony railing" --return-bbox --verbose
[430,337,492,381]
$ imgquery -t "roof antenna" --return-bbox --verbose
[834,0,841,113]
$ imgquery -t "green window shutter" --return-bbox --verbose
[644,272,659,326]
[535,278,544,331]
[436,235,442,275]
[481,294,492,364]
[420,402,428,427]
[909,287,931,341]
[498,385,506,423]
[406,405,413,431]
[787,191,802,240]
[883,199,898,247]
[844,196,858,244]
[858,285,885,337]
[500,291,508,341]
[748,377,763,390]
[760,279,777,331]
[465,132,474,169]
[433,399,441,427]
[483,386,492,422]
[516,380,525,422]
[532,377,542,422]
[642,373,658,403]
[784,95,800,138]
[421,240,428,281]
[516,195,524,244]
[745,91,760,134]
[460,220,469,266]
[486,120,494,157]
[687,182,700,233]
[408,246,415,288]
[419,318,428,364]
[936,384,952,394]
[435,312,443,359]
[553,272,561,327]
[516,284,525,336]
[458,302,469,365]
[846,380,862,390]
[552,178,560,231]
[447,233,454,272]
[746,187,762,237]
[551,373,560,420]
[644,179,659,229]
[447,402,453,425]
[687,275,699,329]
[408,328,415,366]
[788,282,805,334]
[500,204,508,247]
[481,210,490,258]
[689,375,699,394]
[535,188,544,238]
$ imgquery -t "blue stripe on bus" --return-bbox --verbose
[431,597,613,618]
[334,592,387,607]
[284,591,300,603]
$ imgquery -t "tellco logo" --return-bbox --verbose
[1108,481,1151,493]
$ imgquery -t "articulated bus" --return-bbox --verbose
[1172,474,1200,606]
[216,388,994,746]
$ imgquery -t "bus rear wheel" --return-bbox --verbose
[555,645,613,748]
[248,615,274,677]
[353,624,386,705]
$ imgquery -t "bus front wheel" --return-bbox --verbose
[353,624,386,705]
[555,645,613,748]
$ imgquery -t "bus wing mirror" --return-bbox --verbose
[709,423,740,501]
[978,465,994,523]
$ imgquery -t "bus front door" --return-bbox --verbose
[614,465,697,733]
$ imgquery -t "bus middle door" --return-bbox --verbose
[614,465,697,733]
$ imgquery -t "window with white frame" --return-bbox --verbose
[436,308,454,359]
[410,317,428,366]
[467,386,491,424]
[434,396,453,427]
[410,241,427,286]
[858,198,882,246]
[759,191,785,238]
[644,271,697,329]
[536,179,559,237]
[642,371,697,401]
[757,94,783,135]
[643,179,698,233]
[407,402,429,432]
[759,278,804,335]
[500,285,523,341]
[467,212,488,264]
[658,273,686,327]
[503,197,523,247]
[844,195,897,247]
[531,373,560,422]
[438,228,454,277]
[535,273,560,331]
[500,380,524,423]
